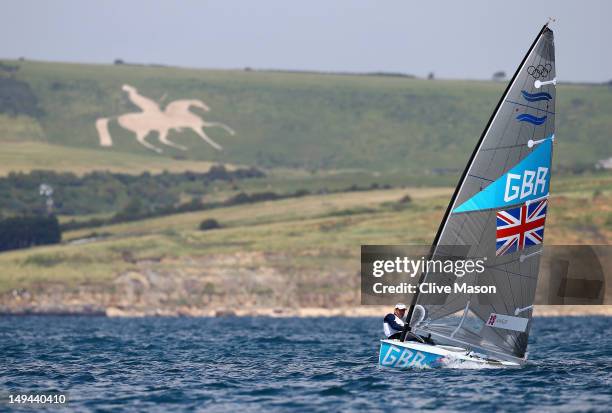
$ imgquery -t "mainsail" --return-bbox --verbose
[405,25,556,362]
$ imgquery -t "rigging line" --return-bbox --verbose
[485,265,538,280]
[479,285,522,353]
[515,304,534,316]
[422,281,472,319]
[471,212,519,319]
[484,272,529,352]
[467,174,494,182]
[451,284,481,338]
[478,96,516,183]
[505,100,555,115]
[423,289,460,320]
[504,263,519,324]
[519,261,537,317]
[426,273,481,320]
[494,212,521,323]
[422,286,463,318]
[426,222,492,321]
[520,248,543,263]
[478,300,520,353]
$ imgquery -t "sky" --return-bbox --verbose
[1,0,611,82]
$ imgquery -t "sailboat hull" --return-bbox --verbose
[378,340,520,368]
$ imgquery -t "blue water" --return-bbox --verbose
[1,316,611,412]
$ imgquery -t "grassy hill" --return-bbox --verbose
[0,59,610,315]
[1,59,611,178]
[0,173,610,314]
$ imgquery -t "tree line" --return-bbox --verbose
[0,166,265,217]
[61,182,392,232]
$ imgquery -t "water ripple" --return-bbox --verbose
[0,316,610,411]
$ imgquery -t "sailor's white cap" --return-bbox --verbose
[395,303,407,310]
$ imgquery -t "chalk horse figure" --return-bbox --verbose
[96,84,235,153]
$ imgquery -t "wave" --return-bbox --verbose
[521,90,552,102]
[516,114,547,125]
[441,357,505,370]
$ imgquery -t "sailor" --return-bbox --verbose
[383,303,408,340]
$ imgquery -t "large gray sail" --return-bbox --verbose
[407,25,556,361]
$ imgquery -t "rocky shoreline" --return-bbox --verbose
[1,305,610,317]
[2,250,610,319]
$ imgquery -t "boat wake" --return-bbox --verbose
[440,356,505,370]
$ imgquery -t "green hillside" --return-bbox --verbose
[1,174,610,313]
[1,59,610,177]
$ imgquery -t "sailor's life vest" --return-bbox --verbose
[383,313,406,337]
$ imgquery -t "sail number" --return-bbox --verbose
[380,345,431,368]
[503,167,548,202]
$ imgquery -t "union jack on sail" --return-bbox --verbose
[495,199,548,256]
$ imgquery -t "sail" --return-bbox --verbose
[409,25,556,361]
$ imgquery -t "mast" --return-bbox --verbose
[401,23,553,343]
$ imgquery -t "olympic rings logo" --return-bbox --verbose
[527,64,552,79]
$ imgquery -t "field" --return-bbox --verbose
[1,172,610,314]
[0,59,610,315]
[1,59,611,178]
[0,141,230,175]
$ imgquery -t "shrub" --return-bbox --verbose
[199,219,221,231]
[0,215,61,252]
[293,189,310,197]
[398,194,412,204]
[0,77,44,117]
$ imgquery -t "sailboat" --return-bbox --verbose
[379,23,556,368]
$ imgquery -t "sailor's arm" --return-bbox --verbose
[384,314,405,331]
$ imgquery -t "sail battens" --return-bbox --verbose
[454,193,550,215]
[481,143,533,152]
[406,26,555,360]
[505,100,555,115]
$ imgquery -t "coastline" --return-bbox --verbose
[2,305,610,317]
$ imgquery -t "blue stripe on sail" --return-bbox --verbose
[453,138,552,213]
[516,114,547,125]
[521,90,552,102]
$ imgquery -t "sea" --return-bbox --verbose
[1,316,610,412]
